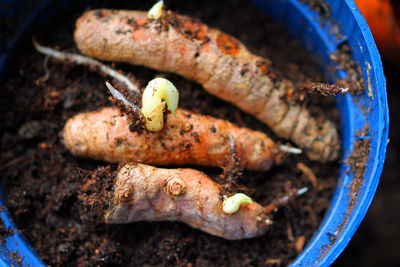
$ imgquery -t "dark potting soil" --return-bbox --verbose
[0,0,360,265]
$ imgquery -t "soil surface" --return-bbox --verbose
[0,0,343,266]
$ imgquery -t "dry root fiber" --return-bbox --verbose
[74,9,340,162]
[105,163,271,240]
[63,107,277,171]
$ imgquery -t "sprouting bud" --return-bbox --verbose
[165,177,186,197]
[148,0,164,20]
[222,193,253,214]
[141,77,179,131]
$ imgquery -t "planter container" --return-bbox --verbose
[0,0,389,266]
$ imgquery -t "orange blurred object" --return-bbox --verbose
[354,0,400,53]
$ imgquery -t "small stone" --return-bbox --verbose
[18,121,43,139]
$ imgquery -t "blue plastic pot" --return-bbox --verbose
[0,0,389,266]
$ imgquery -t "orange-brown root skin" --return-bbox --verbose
[74,9,340,162]
[63,107,276,171]
[105,163,270,240]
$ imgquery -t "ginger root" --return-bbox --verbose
[105,163,272,240]
[63,107,277,171]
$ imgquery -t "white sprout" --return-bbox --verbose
[279,144,303,155]
[141,77,180,131]
[278,187,308,204]
[148,1,164,20]
[222,193,253,214]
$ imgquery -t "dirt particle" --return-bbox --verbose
[210,124,217,133]
[192,132,200,143]
[295,235,306,253]
[18,121,43,139]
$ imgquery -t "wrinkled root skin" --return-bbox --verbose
[105,163,271,240]
[74,9,340,162]
[63,107,277,171]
